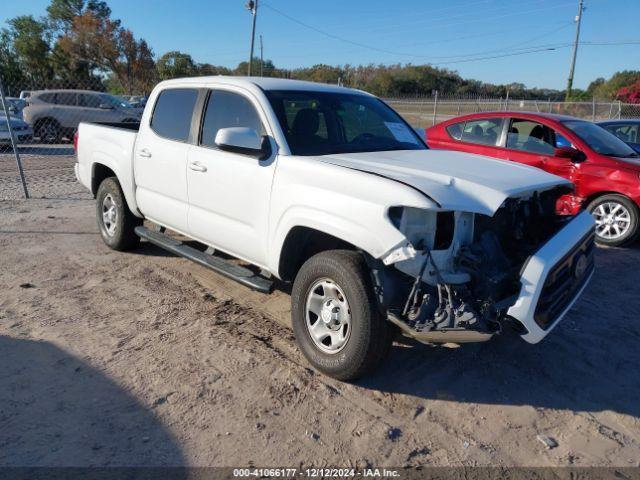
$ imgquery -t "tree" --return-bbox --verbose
[588,71,640,100]
[47,0,113,33]
[617,80,640,104]
[58,12,156,94]
[197,63,232,76]
[156,51,196,80]
[234,56,276,77]
[0,29,29,92]
[4,16,52,82]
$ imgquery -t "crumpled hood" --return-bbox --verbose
[316,149,571,216]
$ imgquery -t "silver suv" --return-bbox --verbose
[23,90,141,143]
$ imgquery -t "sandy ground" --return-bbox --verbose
[1,151,640,468]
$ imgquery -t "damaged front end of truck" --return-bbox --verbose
[371,185,595,345]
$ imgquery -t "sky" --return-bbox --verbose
[2,0,637,90]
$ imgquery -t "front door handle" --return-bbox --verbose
[189,161,207,173]
[138,149,152,158]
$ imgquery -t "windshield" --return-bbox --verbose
[265,90,427,156]
[99,93,133,109]
[562,120,638,158]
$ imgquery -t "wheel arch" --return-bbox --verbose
[90,161,143,218]
[277,226,360,282]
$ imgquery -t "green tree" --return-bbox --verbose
[156,51,196,80]
[5,16,52,82]
[234,56,276,77]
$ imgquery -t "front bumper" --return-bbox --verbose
[507,210,595,344]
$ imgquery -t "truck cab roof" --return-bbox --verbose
[157,76,368,95]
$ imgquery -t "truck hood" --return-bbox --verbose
[316,149,571,216]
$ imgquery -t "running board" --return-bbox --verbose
[135,226,273,293]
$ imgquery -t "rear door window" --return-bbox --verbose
[150,88,199,142]
[77,93,102,108]
[460,118,503,146]
[56,92,77,106]
[506,119,555,155]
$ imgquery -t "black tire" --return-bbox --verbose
[95,177,142,251]
[587,194,639,247]
[35,118,61,144]
[291,250,394,381]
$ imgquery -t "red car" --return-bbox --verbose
[426,112,640,246]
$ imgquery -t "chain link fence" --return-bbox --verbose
[0,76,146,200]
[384,92,640,129]
[2,75,640,200]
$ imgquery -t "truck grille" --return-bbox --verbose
[534,229,595,329]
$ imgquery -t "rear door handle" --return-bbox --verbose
[138,149,152,158]
[189,161,207,173]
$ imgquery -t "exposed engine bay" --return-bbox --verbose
[374,185,573,343]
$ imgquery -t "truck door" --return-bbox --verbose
[186,88,276,266]
[134,88,199,233]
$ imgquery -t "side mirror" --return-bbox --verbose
[554,146,586,163]
[215,127,270,159]
[99,103,114,110]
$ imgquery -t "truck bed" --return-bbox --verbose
[75,121,141,215]
[87,121,141,132]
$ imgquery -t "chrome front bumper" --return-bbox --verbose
[507,210,595,344]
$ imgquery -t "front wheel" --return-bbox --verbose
[96,177,142,251]
[291,250,394,381]
[587,194,639,247]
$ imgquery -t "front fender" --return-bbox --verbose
[269,204,407,276]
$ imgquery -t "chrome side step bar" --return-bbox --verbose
[135,226,273,293]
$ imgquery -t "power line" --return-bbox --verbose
[261,1,575,59]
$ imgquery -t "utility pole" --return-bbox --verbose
[246,0,258,76]
[259,34,264,77]
[565,0,584,100]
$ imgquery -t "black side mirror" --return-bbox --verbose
[554,146,586,163]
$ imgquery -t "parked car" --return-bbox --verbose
[0,98,24,119]
[598,120,640,153]
[8,97,27,119]
[0,114,34,149]
[75,77,594,380]
[426,112,640,246]
[23,89,141,143]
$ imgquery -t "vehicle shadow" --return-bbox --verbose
[0,335,187,469]
[358,247,640,418]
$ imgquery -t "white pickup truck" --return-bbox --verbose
[75,77,595,380]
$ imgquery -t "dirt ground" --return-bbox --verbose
[1,151,640,468]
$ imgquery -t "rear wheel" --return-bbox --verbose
[96,177,142,251]
[291,250,394,381]
[35,118,61,144]
[587,194,639,247]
